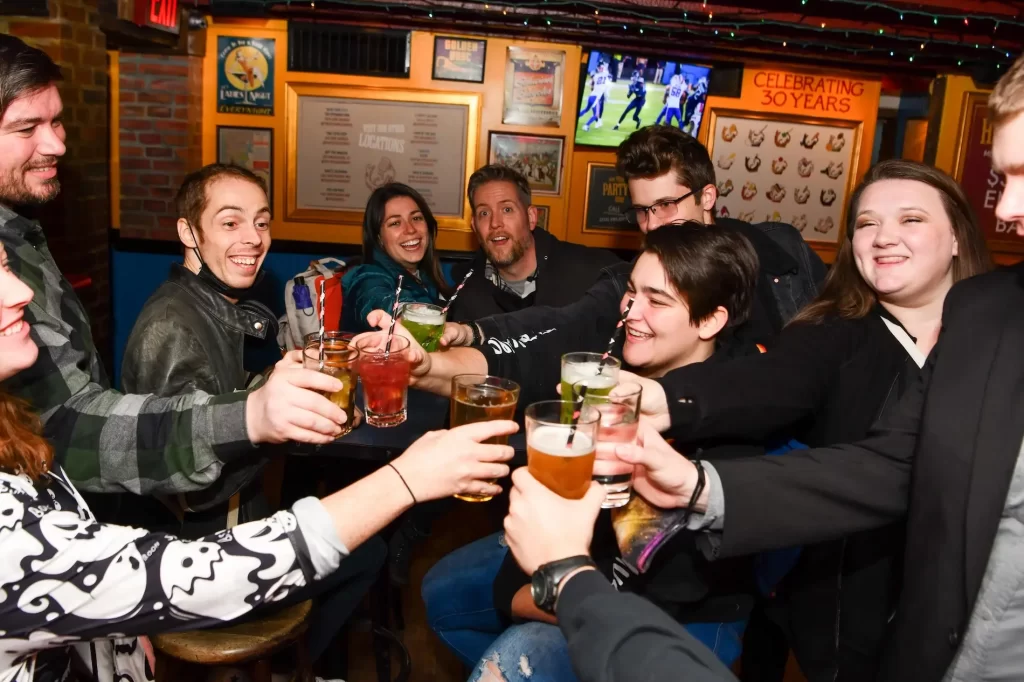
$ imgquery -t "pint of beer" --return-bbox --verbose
[450,375,520,502]
[525,401,600,500]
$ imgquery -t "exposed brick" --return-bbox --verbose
[119,77,144,90]
[120,119,152,131]
[138,91,173,105]
[121,158,152,170]
[121,91,136,103]
[72,25,94,46]
[150,78,188,93]
[138,133,161,145]
[143,200,167,213]
[145,147,172,158]
[138,63,189,77]
[161,134,186,147]
[152,160,183,172]
[119,59,138,74]
[121,145,143,157]
[118,131,136,143]
[122,185,149,197]
[121,212,157,227]
[82,88,105,105]
[172,108,189,120]
[154,120,187,132]
[121,199,143,211]
[121,226,151,240]
[93,69,107,87]
[120,105,145,118]
[139,174,170,186]
[149,186,176,198]
[9,21,62,39]
[146,105,172,118]
[173,94,188,105]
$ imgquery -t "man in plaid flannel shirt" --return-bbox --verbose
[0,35,347,495]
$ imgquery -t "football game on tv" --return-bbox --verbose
[575,51,712,148]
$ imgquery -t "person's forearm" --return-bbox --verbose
[414,347,488,396]
[319,465,416,550]
[511,584,558,625]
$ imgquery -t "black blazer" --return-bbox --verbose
[709,263,1024,682]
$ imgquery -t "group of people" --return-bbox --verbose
[1,29,1023,682]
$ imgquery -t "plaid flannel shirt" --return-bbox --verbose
[0,204,253,495]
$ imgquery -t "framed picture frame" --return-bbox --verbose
[951,91,1023,256]
[704,107,863,246]
[488,132,564,195]
[216,126,273,209]
[583,162,635,233]
[534,204,550,231]
[502,47,565,127]
[432,36,487,83]
[286,83,482,232]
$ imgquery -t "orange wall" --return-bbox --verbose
[202,19,582,250]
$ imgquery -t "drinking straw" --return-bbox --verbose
[566,383,590,447]
[318,279,326,371]
[441,269,474,315]
[596,297,634,375]
[383,275,404,359]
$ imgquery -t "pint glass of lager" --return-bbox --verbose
[573,380,642,508]
[399,303,447,352]
[303,336,360,438]
[525,401,600,500]
[450,375,520,502]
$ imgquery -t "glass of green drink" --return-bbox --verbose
[560,352,620,420]
[399,302,447,352]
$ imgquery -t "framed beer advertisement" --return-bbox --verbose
[951,91,1023,255]
[217,36,275,116]
[286,84,481,232]
[432,36,487,83]
[488,133,564,195]
[704,108,862,246]
[217,126,273,210]
[502,47,565,127]
[534,205,550,231]
[583,163,634,233]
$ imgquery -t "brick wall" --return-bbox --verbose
[0,0,113,367]
[118,52,202,240]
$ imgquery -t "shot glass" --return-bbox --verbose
[525,400,600,500]
[399,303,447,352]
[573,380,642,508]
[303,340,359,438]
[354,335,411,428]
[560,352,620,420]
[450,375,520,503]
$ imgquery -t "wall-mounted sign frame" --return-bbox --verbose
[583,163,634,233]
[502,47,565,127]
[432,36,487,83]
[704,107,862,246]
[534,204,550,231]
[488,132,564,196]
[217,36,275,116]
[286,84,481,233]
[951,91,1023,256]
[217,126,273,211]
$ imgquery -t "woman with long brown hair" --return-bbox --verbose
[619,159,993,682]
[0,240,515,682]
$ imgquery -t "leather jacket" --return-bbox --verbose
[121,264,272,523]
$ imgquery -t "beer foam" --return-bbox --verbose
[529,424,594,457]
[402,304,445,325]
[562,361,618,389]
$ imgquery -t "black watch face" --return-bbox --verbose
[532,571,552,611]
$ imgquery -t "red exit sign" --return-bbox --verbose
[135,0,179,33]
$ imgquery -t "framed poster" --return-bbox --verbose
[502,47,565,127]
[951,91,1023,255]
[488,133,564,195]
[217,126,273,208]
[432,36,486,83]
[705,108,862,245]
[286,84,481,232]
[534,204,550,231]
[583,163,635,233]
[217,36,275,115]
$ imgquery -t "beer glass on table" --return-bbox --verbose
[525,401,600,500]
[399,303,447,352]
[303,334,359,438]
[573,380,642,508]
[450,374,520,502]
[560,352,620,419]
[354,335,411,427]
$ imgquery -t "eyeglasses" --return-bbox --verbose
[625,190,697,226]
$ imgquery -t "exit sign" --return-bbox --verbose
[134,0,179,33]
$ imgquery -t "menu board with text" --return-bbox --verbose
[294,96,469,216]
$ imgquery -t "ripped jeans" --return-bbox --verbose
[468,619,747,682]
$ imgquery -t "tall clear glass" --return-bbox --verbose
[450,375,520,502]
[354,335,411,427]
[573,380,642,508]
[399,302,447,352]
[560,352,620,420]
[525,401,600,500]
[303,340,360,438]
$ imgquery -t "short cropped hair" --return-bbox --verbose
[175,163,268,239]
[616,125,716,200]
[466,164,532,208]
[641,220,757,329]
[990,54,1024,126]
[0,35,63,122]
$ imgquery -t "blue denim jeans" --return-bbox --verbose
[422,532,510,668]
[468,619,747,682]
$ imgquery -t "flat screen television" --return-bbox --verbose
[574,51,712,148]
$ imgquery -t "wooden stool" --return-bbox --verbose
[152,600,314,682]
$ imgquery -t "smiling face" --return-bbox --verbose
[0,243,37,382]
[378,195,430,273]
[851,178,958,309]
[992,111,1024,237]
[621,252,719,377]
[0,84,66,207]
[470,180,536,268]
[178,176,271,291]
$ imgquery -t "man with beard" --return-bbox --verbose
[447,164,621,322]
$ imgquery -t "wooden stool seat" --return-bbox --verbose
[153,600,313,666]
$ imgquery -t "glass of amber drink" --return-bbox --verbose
[450,375,520,502]
[573,380,642,508]
[399,303,447,352]
[525,401,600,500]
[303,337,359,437]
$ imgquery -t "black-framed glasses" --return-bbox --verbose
[625,190,696,225]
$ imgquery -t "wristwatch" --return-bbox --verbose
[532,556,597,614]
